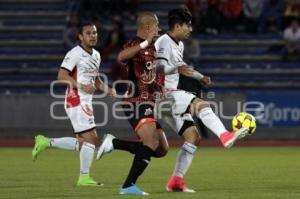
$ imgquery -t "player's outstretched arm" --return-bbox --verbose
[154,58,187,74]
[117,44,144,63]
[118,29,158,63]
[178,65,211,86]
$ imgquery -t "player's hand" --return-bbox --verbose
[79,83,96,94]
[201,76,211,86]
[178,65,194,76]
[107,87,117,98]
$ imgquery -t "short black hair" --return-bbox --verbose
[78,21,95,34]
[168,8,192,30]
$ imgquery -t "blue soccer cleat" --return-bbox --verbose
[119,184,149,195]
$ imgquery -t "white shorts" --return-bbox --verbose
[166,90,196,115]
[65,104,96,134]
[155,90,196,134]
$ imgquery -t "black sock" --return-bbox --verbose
[122,145,154,188]
[112,139,143,155]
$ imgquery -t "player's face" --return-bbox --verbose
[79,25,98,48]
[147,16,160,36]
[178,22,193,40]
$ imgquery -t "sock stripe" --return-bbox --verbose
[75,140,79,151]
[182,142,197,154]
[143,159,150,164]
[82,142,95,150]
[49,139,53,147]
[182,148,194,155]
[184,143,197,150]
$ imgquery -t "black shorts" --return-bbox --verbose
[122,102,162,132]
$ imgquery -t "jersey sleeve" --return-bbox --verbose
[120,39,140,65]
[60,49,79,72]
[123,39,139,50]
[154,37,172,62]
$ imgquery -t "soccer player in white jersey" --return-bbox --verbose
[32,22,115,186]
[154,8,249,192]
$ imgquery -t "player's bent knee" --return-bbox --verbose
[154,141,169,157]
[79,130,99,146]
[138,123,160,150]
[142,133,160,150]
[153,148,168,157]
[191,98,210,113]
[186,135,200,145]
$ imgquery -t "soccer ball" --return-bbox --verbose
[232,112,256,134]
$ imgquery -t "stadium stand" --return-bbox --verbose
[0,0,300,94]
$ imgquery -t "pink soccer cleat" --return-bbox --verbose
[165,176,195,193]
[220,127,249,148]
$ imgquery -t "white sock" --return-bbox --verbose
[197,107,227,138]
[172,142,197,177]
[49,137,79,151]
[80,142,95,175]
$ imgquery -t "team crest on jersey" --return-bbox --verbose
[144,108,153,116]
[63,57,70,63]
[158,48,164,53]
[141,61,156,84]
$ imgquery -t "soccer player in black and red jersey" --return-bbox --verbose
[96,12,169,195]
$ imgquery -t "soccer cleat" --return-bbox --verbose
[32,134,49,161]
[166,176,195,193]
[120,184,149,195]
[96,134,115,160]
[220,127,249,148]
[76,175,103,186]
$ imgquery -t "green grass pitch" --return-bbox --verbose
[1,147,300,199]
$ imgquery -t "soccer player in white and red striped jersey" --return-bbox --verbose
[32,22,115,186]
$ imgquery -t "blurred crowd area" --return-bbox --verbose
[186,0,300,34]
[64,0,136,60]
[63,0,300,61]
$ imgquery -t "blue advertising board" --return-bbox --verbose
[246,91,300,127]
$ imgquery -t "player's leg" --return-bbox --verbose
[120,121,159,195]
[32,135,82,161]
[96,134,141,159]
[97,104,169,159]
[67,105,102,186]
[76,129,102,186]
[166,118,198,193]
[97,130,169,159]
[32,106,88,161]
[49,137,81,150]
[190,98,248,148]
[159,90,199,191]
[152,129,169,157]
